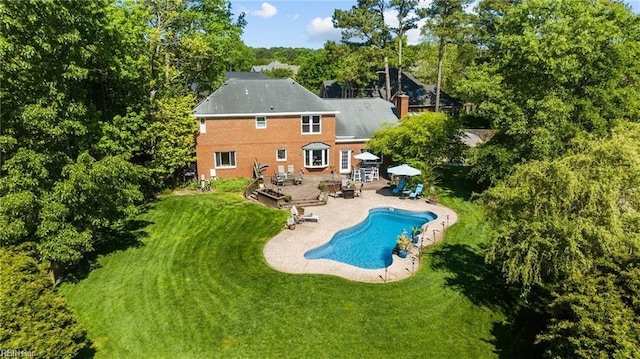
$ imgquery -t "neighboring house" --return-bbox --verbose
[250,61,300,75]
[320,68,463,116]
[225,71,268,80]
[193,78,403,180]
[461,131,484,148]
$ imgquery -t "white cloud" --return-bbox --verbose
[305,17,342,44]
[290,13,300,21]
[251,2,277,18]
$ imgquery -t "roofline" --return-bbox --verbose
[194,111,340,118]
[335,138,369,143]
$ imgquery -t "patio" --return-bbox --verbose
[262,172,392,206]
[263,183,458,283]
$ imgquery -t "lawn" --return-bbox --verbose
[60,182,516,358]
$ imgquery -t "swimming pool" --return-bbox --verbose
[304,208,437,269]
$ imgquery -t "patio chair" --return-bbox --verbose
[289,206,303,224]
[391,178,406,195]
[301,213,319,223]
[408,183,424,200]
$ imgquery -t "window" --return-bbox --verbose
[199,118,206,134]
[301,115,321,134]
[256,116,266,129]
[215,151,236,168]
[304,149,328,168]
[276,149,287,162]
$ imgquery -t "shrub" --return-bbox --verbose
[0,245,90,358]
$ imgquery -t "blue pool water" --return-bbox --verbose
[304,208,437,269]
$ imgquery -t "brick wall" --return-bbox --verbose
[196,114,337,179]
[334,143,367,175]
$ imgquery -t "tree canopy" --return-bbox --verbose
[463,0,640,184]
[367,112,464,185]
[483,122,640,356]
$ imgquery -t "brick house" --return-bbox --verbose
[193,78,405,180]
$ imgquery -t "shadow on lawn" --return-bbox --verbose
[437,165,486,201]
[429,243,546,359]
[64,218,151,284]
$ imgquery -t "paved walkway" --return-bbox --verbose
[263,188,458,283]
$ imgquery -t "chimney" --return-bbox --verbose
[395,94,409,119]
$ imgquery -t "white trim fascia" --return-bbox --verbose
[336,138,369,143]
[194,111,339,118]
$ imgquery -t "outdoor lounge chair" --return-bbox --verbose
[301,213,319,223]
[391,178,406,195]
[290,206,319,224]
[408,183,424,200]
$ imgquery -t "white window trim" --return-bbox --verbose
[214,151,237,169]
[276,148,287,162]
[304,149,329,168]
[199,118,206,134]
[301,115,322,134]
[255,116,267,129]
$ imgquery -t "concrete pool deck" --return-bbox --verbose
[263,189,458,283]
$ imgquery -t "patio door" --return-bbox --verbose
[339,150,351,174]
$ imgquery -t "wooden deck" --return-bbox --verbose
[266,173,391,203]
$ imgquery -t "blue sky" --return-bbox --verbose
[232,0,640,49]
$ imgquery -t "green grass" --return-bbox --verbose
[60,188,513,358]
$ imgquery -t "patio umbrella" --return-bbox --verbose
[387,164,421,176]
[353,151,379,160]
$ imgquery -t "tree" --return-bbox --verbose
[333,0,392,48]
[463,0,640,184]
[389,0,422,94]
[333,0,423,100]
[421,0,474,112]
[483,122,640,291]
[333,0,394,99]
[411,41,478,99]
[297,45,342,92]
[263,68,295,79]
[482,122,640,357]
[367,112,464,185]
[99,0,247,187]
[36,153,143,283]
[0,245,89,358]
[472,0,522,51]
[540,256,640,359]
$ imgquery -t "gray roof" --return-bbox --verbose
[193,78,337,116]
[225,71,268,80]
[328,98,399,139]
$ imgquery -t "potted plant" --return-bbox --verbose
[298,206,305,216]
[428,186,438,204]
[396,230,412,258]
[286,216,296,230]
[284,194,292,202]
[411,226,422,243]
